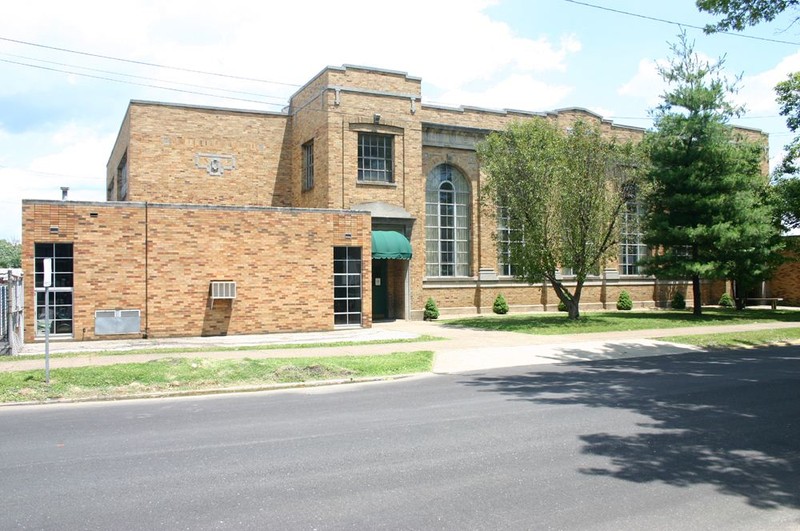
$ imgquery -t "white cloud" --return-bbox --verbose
[437,74,573,112]
[0,123,110,240]
[737,51,800,114]
[618,59,665,107]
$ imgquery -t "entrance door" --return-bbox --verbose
[372,259,388,320]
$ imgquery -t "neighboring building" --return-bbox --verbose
[22,65,751,342]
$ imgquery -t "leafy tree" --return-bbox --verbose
[478,118,644,320]
[697,0,799,32]
[642,34,783,314]
[699,1,800,224]
[0,239,21,268]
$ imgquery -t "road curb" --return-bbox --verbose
[0,372,429,408]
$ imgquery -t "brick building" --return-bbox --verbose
[21,64,754,342]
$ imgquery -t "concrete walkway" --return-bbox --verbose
[3,316,800,374]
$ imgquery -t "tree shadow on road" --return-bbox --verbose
[462,347,800,510]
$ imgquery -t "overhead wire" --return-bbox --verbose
[562,0,800,46]
[0,52,290,103]
[0,35,302,87]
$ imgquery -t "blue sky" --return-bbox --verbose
[1,0,798,240]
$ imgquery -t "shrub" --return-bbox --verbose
[423,297,440,320]
[718,292,734,308]
[616,290,633,311]
[671,291,686,310]
[492,293,509,315]
[557,293,571,312]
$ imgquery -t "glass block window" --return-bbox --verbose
[333,247,362,326]
[302,140,314,191]
[34,242,74,337]
[358,133,393,182]
[619,198,647,275]
[425,164,470,277]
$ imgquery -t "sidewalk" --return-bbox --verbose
[3,318,799,374]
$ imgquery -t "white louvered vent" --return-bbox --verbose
[209,281,236,308]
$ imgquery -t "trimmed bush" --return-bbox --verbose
[671,291,686,310]
[718,292,734,308]
[423,297,440,320]
[492,293,509,315]
[616,290,633,311]
[557,294,570,312]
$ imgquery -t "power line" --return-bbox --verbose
[562,0,800,45]
[0,58,287,107]
[0,51,290,103]
[0,35,303,88]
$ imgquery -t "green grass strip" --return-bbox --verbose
[0,335,444,363]
[445,309,800,335]
[0,351,434,403]
[660,328,800,349]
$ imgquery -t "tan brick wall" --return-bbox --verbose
[109,103,293,207]
[768,252,800,304]
[22,200,370,341]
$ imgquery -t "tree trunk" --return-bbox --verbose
[567,299,580,320]
[692,274,702,316]
[733,280,746,310]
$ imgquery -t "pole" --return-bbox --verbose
[44,285,50,384]
[43,258,52,385]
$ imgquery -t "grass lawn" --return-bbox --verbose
[0,335,444,363]
[445,308,800,335]
[661,328,800,349]
[0,351,433,403]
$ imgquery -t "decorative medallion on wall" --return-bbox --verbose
[194,153,236,176]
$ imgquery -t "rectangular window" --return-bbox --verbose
[34,242,74,337]
[117,153,128,201]
[333,247,362,326]
[497,207,521,277]
[302,140,314,191]
[358,133,393,183]
[619,199,647,275]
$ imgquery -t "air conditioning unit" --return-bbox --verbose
[209,281,236,308]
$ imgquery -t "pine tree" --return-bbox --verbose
[642,33,783,315]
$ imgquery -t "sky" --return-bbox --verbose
[2,0,799,241]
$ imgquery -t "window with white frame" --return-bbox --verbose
[497,206,521,277]
[34,243,74,337]
[358,133,393,182]
[302,140,314,191]
[619,196,647,275]
[426,164,470,277]
[333,247,362,326]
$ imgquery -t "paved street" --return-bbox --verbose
[1,345,799,529]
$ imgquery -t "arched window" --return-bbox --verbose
[425,164,470,277]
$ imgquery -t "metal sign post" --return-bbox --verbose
[43,258,52,385]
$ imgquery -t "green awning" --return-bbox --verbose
[371,231,412,260]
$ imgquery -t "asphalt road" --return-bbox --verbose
[1,346,799,530]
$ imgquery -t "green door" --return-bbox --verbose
[372,259,388,320]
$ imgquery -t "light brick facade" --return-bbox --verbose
[22,64,764,342]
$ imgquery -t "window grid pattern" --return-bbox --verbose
[358,133,393,182]
[497,207,521,276]
[333,247,362,326]
[619,199,647,275]
[426,164,470,277]
[302,140,314,191]
[34,243,74,337]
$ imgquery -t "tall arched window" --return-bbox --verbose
[425,164,470,277]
